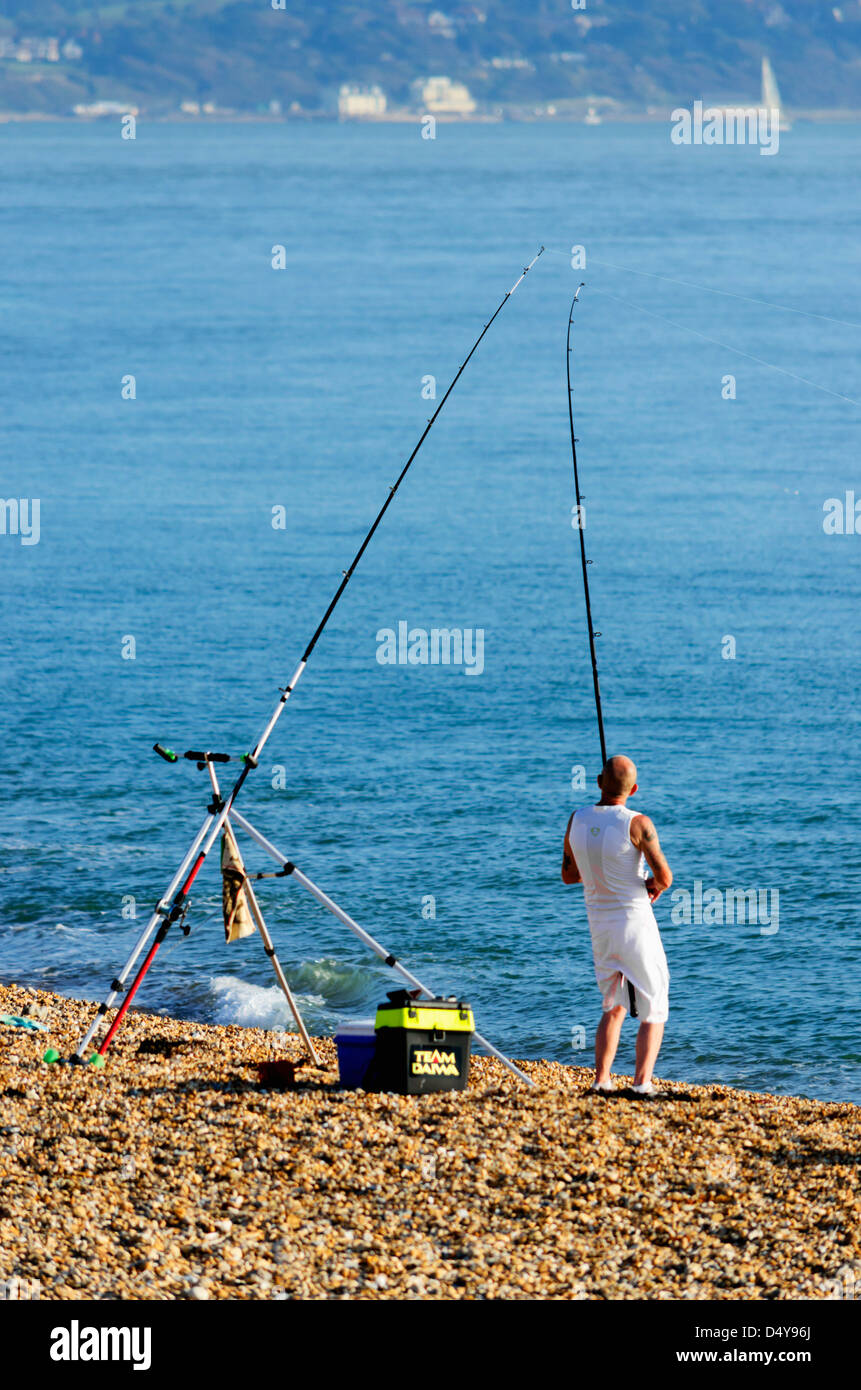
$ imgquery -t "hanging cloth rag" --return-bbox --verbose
[221,825,256,943]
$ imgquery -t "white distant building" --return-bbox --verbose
[62,39,83,61]
[180,100,200,115]
[14,37,60,62]
[413,76,476,115]
[489,56,533,70]
[0,35,67,62]
[73,101,139,117]
[338,84,387,118]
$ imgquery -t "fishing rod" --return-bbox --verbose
[567,283,607,766]
[71,248,545,1063]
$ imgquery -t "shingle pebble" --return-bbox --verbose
[0,982,857,1301]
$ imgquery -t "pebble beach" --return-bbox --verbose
[1,982,858,1302]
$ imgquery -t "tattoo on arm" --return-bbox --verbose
[642,827,655,842]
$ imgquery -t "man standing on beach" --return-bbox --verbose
[562,755,672,1097]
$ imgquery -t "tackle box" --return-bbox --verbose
[366,989,474,1095]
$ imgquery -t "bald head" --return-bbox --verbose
[598,754,638,800]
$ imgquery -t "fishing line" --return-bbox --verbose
[587,285,861,408]
[543,246,861,329]
[585,254,861,332]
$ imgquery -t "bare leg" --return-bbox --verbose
[595,1005,626,1085]
[634,1022,664,1087]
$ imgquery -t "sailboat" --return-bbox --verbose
[761,56,791,131]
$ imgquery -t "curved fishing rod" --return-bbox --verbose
[74,248,545,1061]
[567,284,607,766]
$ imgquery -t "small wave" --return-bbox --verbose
[209,974,326,1032]
[288,957,378,1007]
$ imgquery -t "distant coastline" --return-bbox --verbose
[4,108,861,126]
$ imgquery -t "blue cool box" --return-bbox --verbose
[335,1024,377,1089]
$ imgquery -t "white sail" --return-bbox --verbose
[762,56,791,129]
[761,56,781,110]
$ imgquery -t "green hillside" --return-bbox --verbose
[1,1,859,115]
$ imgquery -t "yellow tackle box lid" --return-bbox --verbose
[375,989,474,1033]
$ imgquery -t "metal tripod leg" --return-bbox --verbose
[203,762,319,1066]
[224,816,321,1067]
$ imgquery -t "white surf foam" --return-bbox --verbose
[209,974,326,1031]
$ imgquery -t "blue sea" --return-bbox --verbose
[1,120,859,1103]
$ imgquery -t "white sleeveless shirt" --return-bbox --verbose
[568,803,649,918]
[568,802,669,1021]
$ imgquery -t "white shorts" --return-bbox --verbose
[590,910,670,1023]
